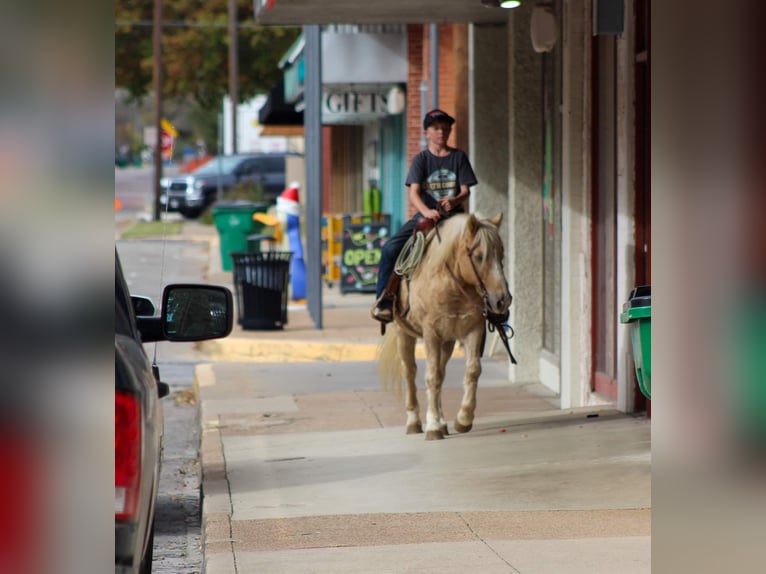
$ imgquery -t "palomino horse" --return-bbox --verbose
[379,213,511,440]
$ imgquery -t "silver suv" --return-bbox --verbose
[159,153,289,218]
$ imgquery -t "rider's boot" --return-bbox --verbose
[371,274,401,324]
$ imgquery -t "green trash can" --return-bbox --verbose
[212,201,268,271]
[729,296,766,447]
[620,285,652,400]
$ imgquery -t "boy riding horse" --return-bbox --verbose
[372,109,478,323]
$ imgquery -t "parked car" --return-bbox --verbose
[159,153,292,218]
[115,250,233,573]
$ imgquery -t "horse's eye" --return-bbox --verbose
[475,252,484,263]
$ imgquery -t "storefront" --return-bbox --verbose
[271,26,408,229]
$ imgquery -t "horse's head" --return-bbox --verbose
[457,213,511,316]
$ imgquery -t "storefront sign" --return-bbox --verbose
[322,89,394,124]
[341,221,389,293]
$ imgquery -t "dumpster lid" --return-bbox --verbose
[623,285,651,311]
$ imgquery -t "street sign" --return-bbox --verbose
[161,129,174,161]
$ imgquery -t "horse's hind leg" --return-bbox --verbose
[455,330,483,434]
[398,332,421,434]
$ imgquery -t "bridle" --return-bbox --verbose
[445,238,518,364]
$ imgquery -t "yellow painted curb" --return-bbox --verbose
[196,338,465,363]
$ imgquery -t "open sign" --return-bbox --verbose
[340,222,388,293]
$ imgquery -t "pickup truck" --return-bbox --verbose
[115,250,232,573]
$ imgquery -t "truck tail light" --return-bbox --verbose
[115,391,141,521]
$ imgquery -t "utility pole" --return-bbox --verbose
[152,0,164,221]
[228,0,238,154]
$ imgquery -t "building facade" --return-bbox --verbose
[254,0,651,415]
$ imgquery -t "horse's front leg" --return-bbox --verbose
[397,331,421,434]
[454,328,483,434]
[424,334,447,440]
[437,340,455,436]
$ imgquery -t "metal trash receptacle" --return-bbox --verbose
[620,285,652,400]
[247,234,276,253]
[231,251,292,330]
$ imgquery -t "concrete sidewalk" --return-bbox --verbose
[185,221,651,573]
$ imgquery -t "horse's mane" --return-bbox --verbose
[423,214,504,270]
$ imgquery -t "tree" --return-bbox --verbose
[115,0,300,108]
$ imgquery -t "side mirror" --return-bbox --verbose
[131,295,155,317]
[161,284,233,341]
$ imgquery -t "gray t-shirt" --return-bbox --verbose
[405,148,478,211]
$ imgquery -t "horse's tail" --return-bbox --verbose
[377,323,403,396]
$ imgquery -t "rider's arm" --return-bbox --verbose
[441,185,470,212]
[409,184,441,220]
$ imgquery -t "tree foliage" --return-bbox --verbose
[115,0,300,108]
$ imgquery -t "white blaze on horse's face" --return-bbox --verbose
[464,213,511,316]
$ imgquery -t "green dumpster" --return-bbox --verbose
[212,201,268,272]
[729,296,766,447]
[620,285,652,400]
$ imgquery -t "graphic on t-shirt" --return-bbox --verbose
[425,168,457,200]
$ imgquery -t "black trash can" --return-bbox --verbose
[247,234,276,253]
[231,251,293,330]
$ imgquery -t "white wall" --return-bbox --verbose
[322,28,407,84]
[222,96,289,154]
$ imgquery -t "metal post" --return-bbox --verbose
[419,81,428,150]
[430,23,439,109]
[152,0,163,221]
[216,113,223,202]
[228,0,239,154]
[304,25,323,329]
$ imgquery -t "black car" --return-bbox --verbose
[115,251,232,573]
[159,153,291,218]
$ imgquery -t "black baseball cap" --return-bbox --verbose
[423,109,455,130]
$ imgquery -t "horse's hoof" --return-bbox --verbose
[440,425,449,436]
[406,423,423,434]
[454,421,473,433]
[425,430,445,441]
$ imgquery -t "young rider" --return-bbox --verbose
[371,109,478,323]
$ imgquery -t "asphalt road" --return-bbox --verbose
[115,165,179,222]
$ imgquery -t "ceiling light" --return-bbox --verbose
[482,0,521,8]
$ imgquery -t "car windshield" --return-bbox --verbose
[193,156,247,176]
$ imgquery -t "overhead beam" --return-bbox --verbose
[254,0,510,26]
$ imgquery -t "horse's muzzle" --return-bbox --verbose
[487,291,511,316]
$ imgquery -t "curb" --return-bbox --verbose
[194,364,235,574]
[197,337,435,363]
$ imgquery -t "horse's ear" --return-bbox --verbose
[466,213,480,236]
[488,213,504,228]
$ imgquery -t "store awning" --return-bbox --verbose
[258,79,304,126]
[253,0,510,25]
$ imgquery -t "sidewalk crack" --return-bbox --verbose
[354,391,385,428]
[219,421,238,574]
[457,512,521,573]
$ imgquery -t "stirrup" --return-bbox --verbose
[371,302,394,324]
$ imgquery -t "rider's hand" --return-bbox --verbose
[424,208,441,221]
[439,198,454,212]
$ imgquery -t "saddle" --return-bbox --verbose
[374,209,454,333]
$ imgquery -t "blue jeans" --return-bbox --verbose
[376,215,422,299]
